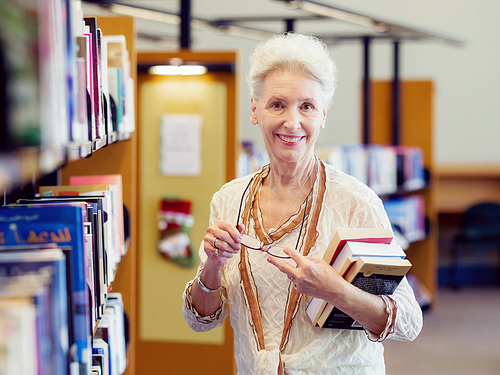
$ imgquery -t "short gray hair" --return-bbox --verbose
[247,33,337,107]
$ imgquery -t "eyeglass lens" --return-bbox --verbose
[241,234,291,259]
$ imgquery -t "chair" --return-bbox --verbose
[448,202,500,288]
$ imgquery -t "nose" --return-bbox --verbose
[284,107,301,132]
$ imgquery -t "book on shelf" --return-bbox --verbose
[74,34,91,144]
[99,30,113,142]
[0,247,70,375]
[93,338,110,375]
[368,145,398,195]
[0,289,41,374]
[313,256,411,329]
[395,146,425,192]
[106,292,127,374]
[306,238,405,327]
[0,204,92,373]
[0,0,40,152]
[84,17,106,143]
[95,293,127,375]
[315,144,425,196]
[39,183,122,282]
[383,195,426,243]
[17,195,112,318]
[69,174,126,256]
[68,0,88,146]
[105,34,134,135]
[92,353,106,375]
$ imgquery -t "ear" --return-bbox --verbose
[250,98,258,125]
[320,107,328,129]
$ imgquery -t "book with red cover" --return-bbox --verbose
[323,228,394,266]
[305,228,394,326]
[69,175,126,256]
[315,256,411,329]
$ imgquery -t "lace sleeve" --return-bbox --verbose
[386,276,423,341]
[182,278,228,332]
[181,191,230,332]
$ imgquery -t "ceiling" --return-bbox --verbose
[81,0,468,51]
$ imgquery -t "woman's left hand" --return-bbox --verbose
[267,247,348,301]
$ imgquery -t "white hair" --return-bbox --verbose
[247,33,337,107]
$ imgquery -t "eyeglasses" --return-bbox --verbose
[236,175,309,259]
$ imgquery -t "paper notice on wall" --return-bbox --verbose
[160,114,202,176]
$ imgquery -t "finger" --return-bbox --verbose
[212,235,240,255]
[214,248,236,259]
[207,224,241,254]
[203,235,235,260]
[213,221,243,247]
[267,255,297,277]
[283,247,306,267]
[237,223,246,234]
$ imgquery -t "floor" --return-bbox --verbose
[383,287,500,375]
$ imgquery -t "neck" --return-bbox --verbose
[268,155,317,190]
[266,156,317,232]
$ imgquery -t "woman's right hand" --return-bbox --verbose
[203,220,245,267]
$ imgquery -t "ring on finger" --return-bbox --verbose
[213,237,219,249]
[215,248,219,257]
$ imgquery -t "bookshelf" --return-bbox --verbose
[61,15,138,375]
[368,80,437,306]
[0,5,137,374]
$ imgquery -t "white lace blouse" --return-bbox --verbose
[183,162,423,375]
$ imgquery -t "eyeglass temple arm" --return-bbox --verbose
[235,176,255,228]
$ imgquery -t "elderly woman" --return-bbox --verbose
[183,33,422,374]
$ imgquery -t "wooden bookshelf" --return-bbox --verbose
[61,15,138,375]
[368,80,438,305]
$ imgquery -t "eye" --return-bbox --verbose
[301,103,314,111]
[270,102,284,109]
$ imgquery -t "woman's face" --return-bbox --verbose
[251,70,327,168]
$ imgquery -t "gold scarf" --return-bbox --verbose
[239,160,327,374]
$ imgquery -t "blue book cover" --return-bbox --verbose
[0,248,69,375]
[0,205,91,373]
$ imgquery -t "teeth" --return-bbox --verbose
[279,135,302,143]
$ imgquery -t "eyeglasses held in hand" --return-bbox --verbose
[236,175,309,259]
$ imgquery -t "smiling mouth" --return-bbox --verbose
[277,134,304,144]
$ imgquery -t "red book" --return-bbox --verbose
[323,228,394,266]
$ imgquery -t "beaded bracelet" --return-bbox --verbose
[196,269,221,293]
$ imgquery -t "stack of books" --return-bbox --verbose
[305,228,412,330]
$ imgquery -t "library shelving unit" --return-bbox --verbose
[60,15,138,375]
[1,9,138,375]
[368,80,438,306]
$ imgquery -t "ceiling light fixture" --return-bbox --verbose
[104,3,268,40]
[148,65,208,76]
[108,4,181,24]
[285,0,387,32]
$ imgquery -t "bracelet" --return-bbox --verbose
[364,295,396,343]
[196,270,221,293]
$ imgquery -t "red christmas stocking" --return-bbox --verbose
[157,198,196,267]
